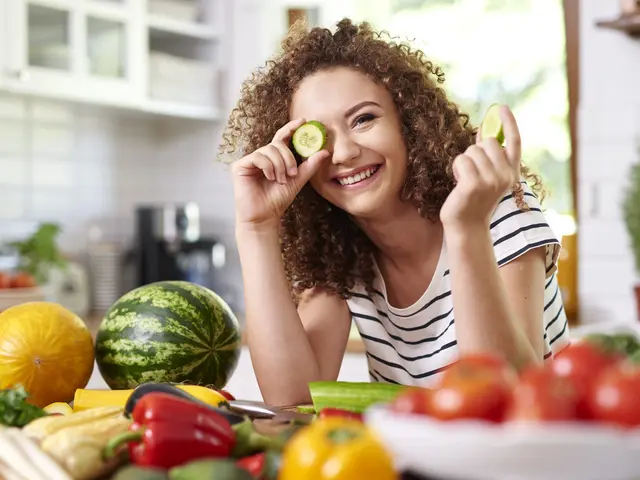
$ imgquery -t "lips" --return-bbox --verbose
[334,165,381,186]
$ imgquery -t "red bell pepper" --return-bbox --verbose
[317,407,363,421]
[236,452,266,477]
[104,392,236,469]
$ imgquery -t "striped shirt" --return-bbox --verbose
[347,181,571,386]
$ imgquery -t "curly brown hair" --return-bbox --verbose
[219,18,544,302]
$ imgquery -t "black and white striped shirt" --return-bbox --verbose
[347,181,571,386]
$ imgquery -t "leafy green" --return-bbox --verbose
[0,385,48,427]
[623,158,640,274]
[583,333,640,359]
[9,223,67,284]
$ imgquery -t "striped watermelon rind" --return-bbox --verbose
[94,281,241,390]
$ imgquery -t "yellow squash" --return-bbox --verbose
[0,302,95,408]
[73,384,228,411]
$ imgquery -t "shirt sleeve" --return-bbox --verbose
[489,180,561,278]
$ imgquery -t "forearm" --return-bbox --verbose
[444,224,540,370]
[236,225,321,405]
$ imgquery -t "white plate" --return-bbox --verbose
[365,405,640,480]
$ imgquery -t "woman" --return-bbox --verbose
[219,18,570,406]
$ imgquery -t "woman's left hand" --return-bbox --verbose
[440,104,522,232]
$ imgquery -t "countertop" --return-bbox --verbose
[84,311,367,353]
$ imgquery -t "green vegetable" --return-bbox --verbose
[583,332,640,358]
[291,120,326,158]
[263,449,283,480]
[480,103,505,145]
[231,418,282,458]
[169,459,254,480]
[111,465,168,480]
[308,381,404,413]
[295,404,316,414]
[94,281,242,390]
[9,223,67,284]
[629,350,640,365]
[0,385,48,427]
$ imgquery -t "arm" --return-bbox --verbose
[445,224,544,370]
[236,226,351,406]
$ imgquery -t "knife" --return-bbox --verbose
[226,399,315,424]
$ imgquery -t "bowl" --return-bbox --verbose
[365,405,640,480]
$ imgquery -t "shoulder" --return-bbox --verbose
[490,180,561,277]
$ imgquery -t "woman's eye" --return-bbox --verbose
[353,114,375,127]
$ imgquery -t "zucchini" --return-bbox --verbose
[308,381,404,413]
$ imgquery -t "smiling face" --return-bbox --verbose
[290,67,408,218]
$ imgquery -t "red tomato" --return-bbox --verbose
[0,272,10,289]
[550,342,620,419]
[218,390,235,401]
[506,365,579,422]
[10,272,36,289]
[428,354,517,423]
[388,387,431,415]
[587,363,640,428]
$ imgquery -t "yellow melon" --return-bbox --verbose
[0,302,95,408]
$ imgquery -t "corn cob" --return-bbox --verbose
[41,415,132,480]
[22,406,122,442]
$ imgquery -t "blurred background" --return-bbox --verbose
[0,0,639,340]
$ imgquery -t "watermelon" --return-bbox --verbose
[94,281,241,390]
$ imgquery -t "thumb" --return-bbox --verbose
[294,150,331,187]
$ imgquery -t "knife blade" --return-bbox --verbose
[226,400,315,424]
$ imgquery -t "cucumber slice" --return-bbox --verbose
[480,103,505,145]
[292,120,326,158]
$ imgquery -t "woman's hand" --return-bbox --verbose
[440,105,522,232]
[231,118,330,231]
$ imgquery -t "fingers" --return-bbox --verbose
[296,149,330,185]
[272,140,298,177]
[457,139,516,195]
[259,144,289,184]
[499,105,522,171]
[273,117,307,143]
[452,154,480,186]
[250,152,276,182]
[464,145,494,183]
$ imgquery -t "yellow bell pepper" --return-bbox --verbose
[278,417,398,480]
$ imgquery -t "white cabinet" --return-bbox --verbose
[1,0,226,120]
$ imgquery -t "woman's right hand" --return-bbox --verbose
[231,118,330,230]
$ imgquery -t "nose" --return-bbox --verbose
[329,131,361,165]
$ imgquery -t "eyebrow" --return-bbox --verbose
[344,101,381,118]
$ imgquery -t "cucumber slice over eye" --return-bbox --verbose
[292,120,327,158]
[480,103,505,145]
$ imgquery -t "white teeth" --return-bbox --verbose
[338,167,378,186]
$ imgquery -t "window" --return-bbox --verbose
[354,0,574,222]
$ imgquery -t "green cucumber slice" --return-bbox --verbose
[480,103,505,145]
[292,120,326,158]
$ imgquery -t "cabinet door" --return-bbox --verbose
[3,0,138,105]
